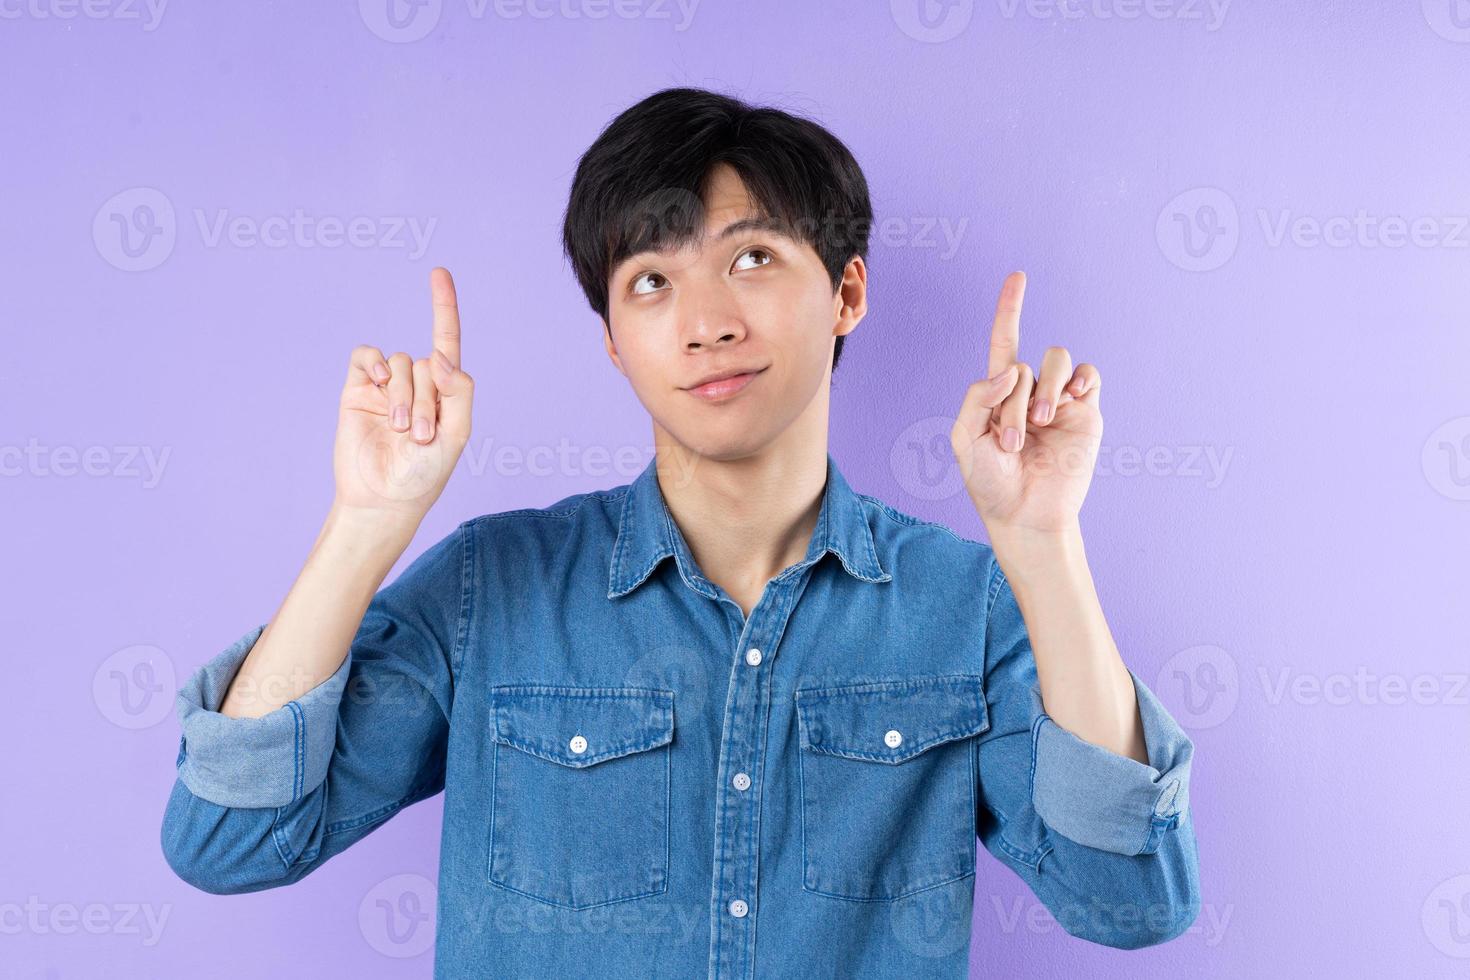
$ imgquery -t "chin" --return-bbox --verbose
[661,418,777,464]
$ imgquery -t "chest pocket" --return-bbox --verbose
[487,685,674,910]
[794,674,988,901]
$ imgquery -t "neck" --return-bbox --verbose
[651,433,828,603]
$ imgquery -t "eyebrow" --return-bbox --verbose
[613,214,795,281]
[712,215,794,242]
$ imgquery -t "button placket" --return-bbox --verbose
[708,605,785,978]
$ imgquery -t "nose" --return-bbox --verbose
[679,284,747,351]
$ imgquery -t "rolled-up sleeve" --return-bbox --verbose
[976,551,1200,950]
[1031,666,1192,856]
[161,521,467,895]
[174,622,353,809]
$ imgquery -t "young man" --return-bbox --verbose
[161,87,1199,978]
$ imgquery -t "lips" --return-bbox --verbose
[684,367,765,402]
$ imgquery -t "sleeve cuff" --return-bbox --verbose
[174,623,352,809]
[1030,668,1193,855]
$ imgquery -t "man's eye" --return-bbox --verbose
[631,271,668,296]
[734,248,772,271]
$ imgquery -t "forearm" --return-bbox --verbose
[219,503,418,718]
[988,520,1147,764]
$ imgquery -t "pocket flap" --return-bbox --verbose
[794,674,988,764]
[491,685,674,768]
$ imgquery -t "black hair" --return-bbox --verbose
[561,86,872,374]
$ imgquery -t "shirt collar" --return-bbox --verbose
[607,451,892,600]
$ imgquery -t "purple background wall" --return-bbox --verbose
[3,2,1467,976]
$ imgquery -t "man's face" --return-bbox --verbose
[603,163,866,462]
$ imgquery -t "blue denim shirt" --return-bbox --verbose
[160,451,1200,978]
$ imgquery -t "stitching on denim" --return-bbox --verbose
[493,727,674,767]
[489,686,676,767]
[465,489,613,526]
[866,493,992,553]
[486,875,666,911]
[802,868,977,903]
[287,701,305,803]
[269,806,294,869]
[798,725,987,763]
[451,520,472,678]
[324,780,441,837]
[490,685,676,700]
[1028,712,1045,791]
[794,676,990,761]
[485,736,671,909]
[795,673,987,699]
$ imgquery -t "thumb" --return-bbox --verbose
[951,364,1017,448]
[431,349,474,442]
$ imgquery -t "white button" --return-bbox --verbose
[884,729,903,748]
[729,899,748,918]
[733,772,751,791]
[569,735,587,754]
[745,648,762,666]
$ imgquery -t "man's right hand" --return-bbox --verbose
[332,266,475,529]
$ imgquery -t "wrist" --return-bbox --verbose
[986,519,1087,588]
[321,501,420,560]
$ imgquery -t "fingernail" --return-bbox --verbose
[413,418,431,441]
[1031,399,1050,423]
[1002,426,1021,451]
[393,406,408,430]
[371,362,389,383]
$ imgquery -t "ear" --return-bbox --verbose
[602,318,627,376]
[832,255,868,338]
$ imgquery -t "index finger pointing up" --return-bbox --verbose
[430,266,461,369]
[987,270,1026,380]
